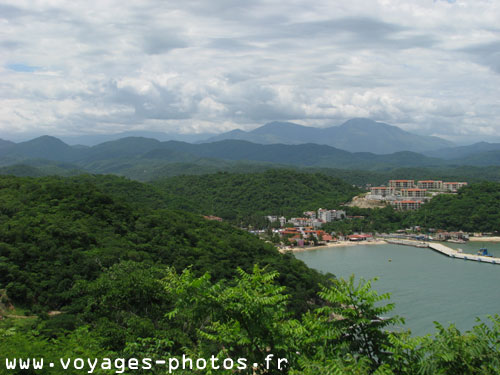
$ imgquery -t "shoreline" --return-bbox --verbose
[468,236,500,242]
[281,239,387,253]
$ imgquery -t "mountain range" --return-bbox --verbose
[2,118,500,180]
[202,118,454,154]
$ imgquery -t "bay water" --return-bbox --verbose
[294,242,500,336]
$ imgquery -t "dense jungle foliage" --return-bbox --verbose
[153,170,361,226]
[1,174,500,374]
[0,175,325,314]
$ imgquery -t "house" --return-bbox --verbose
[322,234,333,242]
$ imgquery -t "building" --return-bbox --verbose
[289,217,311,227]
[443,182,467,192]
[303,211,316,219]
[388,180,415,189]
[391,200,422,211]
[318,208,346,222]
[279,216,287,227]
[417,180,443,190]
[370,187,396,197]
[401,188,427,198]
[347,234,373,241]
[317,208,332,222]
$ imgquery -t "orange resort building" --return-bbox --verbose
[401,188,427,198]
[443,182,468,192]
[417,180,443,190]
[388,180,414,189]
[348,234,373,241]
[391,200,422,211]
[370,187,396,197]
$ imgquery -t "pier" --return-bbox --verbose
[427,243,500,264]
[384,239,500,264]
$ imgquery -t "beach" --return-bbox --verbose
[280,239,387,253]
[468,236,500,242]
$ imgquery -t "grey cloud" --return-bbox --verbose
[142,33,189,55]
[0,40,24,50]
[208,38,254,51]
[0,4,31,19]
[278,17,436,50]
[460,41,500,74]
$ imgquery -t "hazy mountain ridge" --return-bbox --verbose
[203,118,455,154]
[1,130,500,177]
[0,134,452,172]
[427,141,500,159]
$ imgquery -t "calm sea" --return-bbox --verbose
[294,241,500,336]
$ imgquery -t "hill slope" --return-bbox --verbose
[0,174,325,314]
[153,169,361,224]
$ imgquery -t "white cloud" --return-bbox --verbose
[1,0,500,143]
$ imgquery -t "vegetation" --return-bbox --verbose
[0,175,325,315]
[2,265,499,374]
[1,174,500,374]
[412,182,500,232]
[152,170,361,227]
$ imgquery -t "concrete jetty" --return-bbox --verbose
[427,243,500,265]
[384,238,500,265]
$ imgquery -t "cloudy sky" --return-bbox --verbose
[1,0,500,143]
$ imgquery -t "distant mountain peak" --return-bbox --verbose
[202,118,453,154]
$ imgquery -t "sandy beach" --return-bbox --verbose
[468,236,500,242]
[280,239,387,253]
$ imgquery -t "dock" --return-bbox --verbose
[427,243,500,264]
[384,239,500,265]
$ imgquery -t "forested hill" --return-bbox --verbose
[153,170,361,225]
[0,175,325,315]
[1,176,500,374]
[411,182,500,232]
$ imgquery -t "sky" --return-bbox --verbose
[1,0,500,144]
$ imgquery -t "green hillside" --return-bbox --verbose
[0,175,325,314]
[153,169,361,225]
[1,175,499,374]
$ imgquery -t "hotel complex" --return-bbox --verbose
[369,179,467,210]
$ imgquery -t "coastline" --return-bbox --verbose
[468,236,500,242]
[281,239,387,253]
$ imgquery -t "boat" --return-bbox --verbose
[448,239,466,244]
[477,248,493,257]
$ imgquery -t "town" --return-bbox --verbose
[255,179,470,249]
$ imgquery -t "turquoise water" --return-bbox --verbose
[294,242,500,336]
